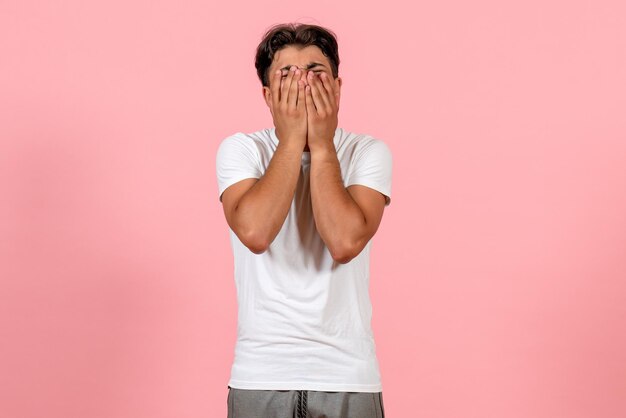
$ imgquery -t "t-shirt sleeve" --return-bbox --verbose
[215,133,263,202]
[345,138,393,206]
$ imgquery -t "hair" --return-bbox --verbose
[255,23,340,88]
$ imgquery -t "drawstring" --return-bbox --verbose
[296,390,308,418]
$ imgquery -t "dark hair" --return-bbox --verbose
[255,23,340,87]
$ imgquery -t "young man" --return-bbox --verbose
[216,23,391,418]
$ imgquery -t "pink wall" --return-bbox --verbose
[1,1,625,417]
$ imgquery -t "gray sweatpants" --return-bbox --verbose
[226,386,386,418]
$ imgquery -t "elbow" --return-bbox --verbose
[332,253,354,264]
[330,242,358,264]
[247,241,269,255]
[240,229,271,255]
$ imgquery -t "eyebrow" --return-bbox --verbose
[278,62,327,72]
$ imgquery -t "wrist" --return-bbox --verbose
[310,142,337,161]
[277,136,306,152]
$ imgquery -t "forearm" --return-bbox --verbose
[310,144,366,261]
[235,140,303,249]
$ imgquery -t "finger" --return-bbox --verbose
[280,73,287,101]
[298,69,309,108]
[271,69,282,105]
[305,83,316,115]
[318,72,337,108]
[306,71,317,112]
[308,72,328,115]
[296,79,305,109]
[314,73,332,113]
[299,68,308,88]
[287,67,301,108]
[279,69,288,103]
[281,66,296,106]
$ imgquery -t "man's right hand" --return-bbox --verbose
[269,65,308,149]
[221,66,309,253]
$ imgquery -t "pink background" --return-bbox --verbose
[1,1,625,417]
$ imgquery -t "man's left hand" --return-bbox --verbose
[304,71,339,152]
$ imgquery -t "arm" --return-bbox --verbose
[303,70,390,263]
[221,140,303,254]
[309,144,387,263]
[220,66,309,254]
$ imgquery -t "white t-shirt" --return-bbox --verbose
[215,126,392,392]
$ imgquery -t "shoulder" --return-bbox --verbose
[217,128,273,154]
[338,128,392,159]
[218,130,259,147]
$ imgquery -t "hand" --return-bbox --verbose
[268,65,308,149]
[304,71,339,152]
